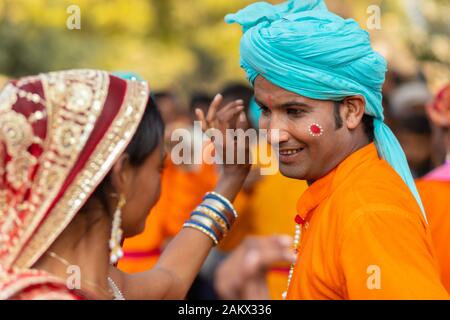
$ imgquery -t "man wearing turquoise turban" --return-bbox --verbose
[226,0,448,299]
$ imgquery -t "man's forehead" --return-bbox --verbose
[254,76,314,107]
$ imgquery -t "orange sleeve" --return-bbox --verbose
[416,180,450,293]
[340,206,449,299]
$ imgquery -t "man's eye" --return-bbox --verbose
[287,108,304,116]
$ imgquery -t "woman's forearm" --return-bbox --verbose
[125,173,248,299]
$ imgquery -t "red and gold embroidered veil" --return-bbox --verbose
[0,69,149,299]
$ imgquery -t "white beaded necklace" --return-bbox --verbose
[282,215,306,300]
[46,251,125,300]
[108,277,125,300]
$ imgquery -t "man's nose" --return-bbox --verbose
[267,115,289,145]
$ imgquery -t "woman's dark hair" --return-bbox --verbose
[125,95,165,166]
[86,96,165,216]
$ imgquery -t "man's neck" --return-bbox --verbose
[307,138,371,186]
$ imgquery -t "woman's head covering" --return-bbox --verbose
[226,0,426,219]
[0,69,149,270]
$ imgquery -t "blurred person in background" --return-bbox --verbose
[416,84,450,294]
[381,69,404,127]
[389,81,434,178]
[189,92,213,122]
[153,90,180,125]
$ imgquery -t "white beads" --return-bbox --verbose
[283,222,303,300]
[108,277,125,300]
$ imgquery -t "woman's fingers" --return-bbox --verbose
[195,108,207,131]
[236,111,248,130]
[217,100,244,124]
[206,93,223,125]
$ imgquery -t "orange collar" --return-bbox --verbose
[296,143,379,220]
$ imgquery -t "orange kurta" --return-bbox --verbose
[286,143,448,299]
[416,179,450,293]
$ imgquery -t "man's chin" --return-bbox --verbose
[279,164,307,180]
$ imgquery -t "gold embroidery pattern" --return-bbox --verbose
[0,83,39,243]
[0,111,35,190]
[0,70,109,269]
[15,77,149,269]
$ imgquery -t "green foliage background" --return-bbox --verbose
[0,0,448,94]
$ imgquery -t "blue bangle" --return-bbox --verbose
[203,193,235,216]
[184,220,219,244]
[190,211,225,232]
[196,204,231,229]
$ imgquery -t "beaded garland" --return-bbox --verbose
[282,214,306,300]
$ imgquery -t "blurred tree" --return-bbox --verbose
[0,0,448,94]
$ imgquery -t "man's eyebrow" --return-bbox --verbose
[255,98,313,109]
[280,101,313,108]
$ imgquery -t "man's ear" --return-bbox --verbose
[110,153,132,197]
[341,95,366,130]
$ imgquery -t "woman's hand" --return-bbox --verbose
[195,93,252,178]
[196,94,252,201]
[214,235,295,300]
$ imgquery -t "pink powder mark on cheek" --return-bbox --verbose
[308,123,324,137]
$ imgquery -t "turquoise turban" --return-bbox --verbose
[225,0,426,220]
[113,71,157,102]
[112,71,144,81]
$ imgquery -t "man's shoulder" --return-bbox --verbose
[328,160,423,222]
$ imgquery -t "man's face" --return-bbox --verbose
[255,76,348,182]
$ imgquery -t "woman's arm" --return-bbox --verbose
[114,172,247,299]
[111,94,251,299]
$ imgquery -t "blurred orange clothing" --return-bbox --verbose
[286,143,448,300]
[118,159,218,273]
[416,179,450,293]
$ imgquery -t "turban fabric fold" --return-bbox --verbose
[226,0,426,220]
